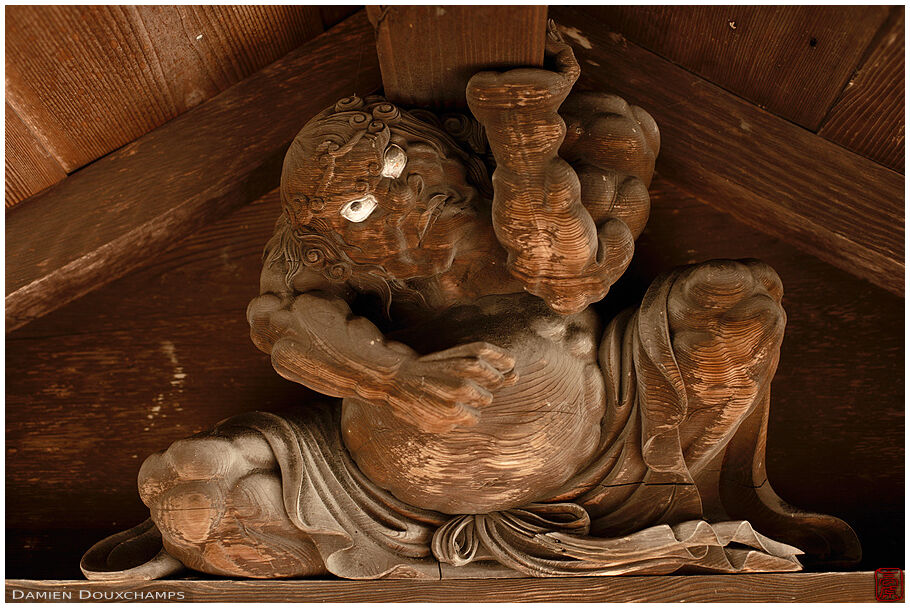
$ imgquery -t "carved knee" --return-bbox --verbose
[668,259,785,347]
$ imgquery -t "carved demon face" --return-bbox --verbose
[279,96,484,285]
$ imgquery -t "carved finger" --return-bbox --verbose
[248,298,296,352]
[562,92,632,117]
[612,176,651,238]
[595,218,635,278]
[545,32,581,86]
[246,293,286,326]
[500,367,520,387]
[574,165,618,223]
[575,167,650,239]
[420,341,516,372]
[740,258,784,303]
[672,260,757,317]
[545,18,563,44]
[426,375,495,409]
[269,336,316,387]
[446,357,507,390]
[577,113,656,184]
[631,104,661,158]
[392,391,480,433]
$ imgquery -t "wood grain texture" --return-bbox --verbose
[819,7,905,173]
[4,572,878,602]
[552,6,904,296]
[72,41,849,574]
[367,5,547,109]
[5,6,325,173]
[6,179,902,578]
[4,102,66,207]
[465,28,657,314]
[237,75,813,579]
[244,88,608,519]
[5,11,382,333]
[591,6,889,130]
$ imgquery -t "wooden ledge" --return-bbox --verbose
[6,572,876,602]
[5,11,381,333]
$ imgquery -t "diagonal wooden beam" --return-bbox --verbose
[553,6,904,297]
[5,12,382,333]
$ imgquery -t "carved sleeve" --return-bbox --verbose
[466,26,640,315]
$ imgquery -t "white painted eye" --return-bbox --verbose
[381,144,407,179]
[340,194,377,222]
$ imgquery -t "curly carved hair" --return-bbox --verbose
[263,213,426,314]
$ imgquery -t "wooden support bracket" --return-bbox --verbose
[367,6,547,109]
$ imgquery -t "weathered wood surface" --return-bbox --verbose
[5,11,382,333]
[366,5,547,109]
[140,63,828,577]
[819,7,905,173]
[7,178,902,578]
[552,6,904,297]
[4,572,878,602]
[4,102,66,207]
[5,6,324,174]
[591,6,889,131]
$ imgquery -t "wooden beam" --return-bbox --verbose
[552,6,904,297]
[5,572,876,602]
[366,6,547,109]
[5,11,381,332]
[588,6,889,131]
[5,102,66,207]
[819,7,905,173]
[5,6,327,173]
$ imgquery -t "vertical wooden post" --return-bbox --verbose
[366,6,548,110]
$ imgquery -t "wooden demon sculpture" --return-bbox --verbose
[82,26,859,580]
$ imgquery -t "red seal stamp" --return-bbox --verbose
[875,568,904,602]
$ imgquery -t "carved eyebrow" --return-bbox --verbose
[381,144,407,179]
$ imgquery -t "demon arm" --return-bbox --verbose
[467,24,657,314]
[247,258,516,433]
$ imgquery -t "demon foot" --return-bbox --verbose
[667,259,786,470]
[138,423,326,578]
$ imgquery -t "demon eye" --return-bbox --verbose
[340,194,377,223]
[381,144,407,179]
